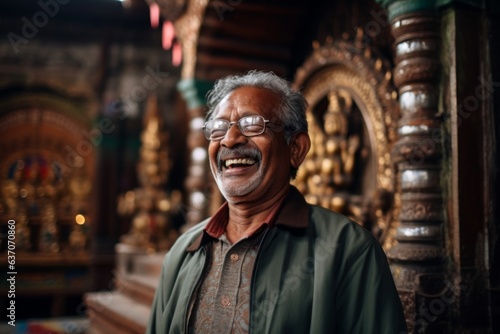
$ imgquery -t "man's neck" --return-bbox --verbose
[225,186,289,244]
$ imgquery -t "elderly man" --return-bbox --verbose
[147,70,407,333]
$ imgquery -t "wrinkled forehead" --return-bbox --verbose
[211,86,282,120]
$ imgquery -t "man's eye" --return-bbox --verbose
[211,129,227,137]
[244,125,264,133]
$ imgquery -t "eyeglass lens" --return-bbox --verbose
[204,116,266,140]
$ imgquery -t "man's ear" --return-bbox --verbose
[290,132,311,170]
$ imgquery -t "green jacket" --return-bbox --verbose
[147,187,407,333]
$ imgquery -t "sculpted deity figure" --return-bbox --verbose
[38,166,62,253]
[321,90,360,189]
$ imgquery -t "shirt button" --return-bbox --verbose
[221,296,231,307]
[230,253,239,262]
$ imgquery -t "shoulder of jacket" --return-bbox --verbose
[182,219,210,237]
[167,219,209,254]
[308,204,377,246]
[308,204,353,230]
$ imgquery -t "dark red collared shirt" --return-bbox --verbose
[186,186,310,253]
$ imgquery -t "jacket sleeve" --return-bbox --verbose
[145,221,208,334]
[146,252,171,334]
[333,234,408,334]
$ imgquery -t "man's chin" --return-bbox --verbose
[217,179,259,199]
[214,166,265,200]
[219,185,254,199]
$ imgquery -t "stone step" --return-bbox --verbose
[114,243,166,278]
[115,272,160,306]
[131,252,166,277]
[85,291,150,334]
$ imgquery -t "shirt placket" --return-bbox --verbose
[208,236,250,334]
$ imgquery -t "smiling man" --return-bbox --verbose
[146,70,407,334]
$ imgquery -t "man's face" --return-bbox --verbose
[208,86,292,204]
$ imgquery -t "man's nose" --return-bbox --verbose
[220,124,247,147]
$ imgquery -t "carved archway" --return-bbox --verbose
[293,36,399,248]
[0,92,96,252]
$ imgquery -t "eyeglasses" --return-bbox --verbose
[202,115,271,141]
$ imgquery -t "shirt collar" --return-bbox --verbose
[186,185,309,252]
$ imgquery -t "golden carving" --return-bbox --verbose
[294,38,399,249]
[323,90,360,187]
[38,202,60,253]
[0,95,96,254]
[2,164,32,251]
[172,0,210,79]
[16,210,31,251]
[118,94,180,252]
[300,69,392,181]
[144,0,209,79]
[296,89,361,202]
[0,157,72,252]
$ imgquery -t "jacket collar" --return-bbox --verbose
[186,185,309,252]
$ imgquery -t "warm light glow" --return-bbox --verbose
[162,21,175,50]
[192,147,207,162]
[150,3,160,29]
[75,214,86,225]
[172,41,182,66]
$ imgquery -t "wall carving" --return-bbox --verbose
[0,95,95,253]
[118,94,181,251]
[148,0,210,79]
[293,36,399,248]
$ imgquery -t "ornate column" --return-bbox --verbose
[177,78,215,229]
[146,0,215,227]
[376,1,448,332]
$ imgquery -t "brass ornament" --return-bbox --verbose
[174,0,210,79]
[146,0,209,79]
[294,37,399,249]
[118,94,181,251]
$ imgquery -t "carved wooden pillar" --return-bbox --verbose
[376,1,448,332]
[177,79,215,229]
[147,0,215,227]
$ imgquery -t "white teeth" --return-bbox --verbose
[225,158,256,168]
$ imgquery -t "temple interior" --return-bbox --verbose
[0,0,499,333]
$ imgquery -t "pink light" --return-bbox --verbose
[149,3,160,29]
[172,41,182,66]
[162,21,175,50]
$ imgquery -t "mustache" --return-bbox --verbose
[217,147,262,171]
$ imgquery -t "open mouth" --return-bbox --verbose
[217,147,261,172]
[224,158,257,169]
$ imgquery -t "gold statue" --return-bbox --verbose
[293,89,363,224]
[323,90,360,188]
[119,94,181,251]
[1,156,92,253]
[37,163,64,253]
[38,202,59,253]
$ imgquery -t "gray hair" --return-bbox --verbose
[205,70,308,145]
